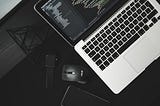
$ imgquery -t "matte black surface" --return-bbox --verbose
[0,0,160,106]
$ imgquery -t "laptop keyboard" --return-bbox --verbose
[82,0,160,71]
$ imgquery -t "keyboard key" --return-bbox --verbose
[120,31,126,36]
[130,2,134,7]
[103,39,108,44]
[92,53,101,61]
[95,47,100,52]
[143,18,148,23]
[141,5,146,10]
[142,12,147,17]
[118,40,123,46]
[95,33,100,38]
[124,27,130,32]
[122,14,128,19]
[128,16,134,22]
[100,29,104,34]
[100,49,105,55]
[104,25,109,30]
[149,23,154,27]
[126,33,132,38]
[108,22,113,26]
[104,46,109,51]
[120,24,125,29]
[113,44,119,50]
[112,38,118,44]
[104,60,110,67]
[137,16,143,21]
[131,6,136,12]
[116,28,121,33]
[107,35,113,41]
[133,19,138,25]
[89,44,94,50]
[152,17,158,23]
[87,41,91,45]
[102,33,107,38]
[106,29,111,34]
[124,20,129,25]
[111,31,117,37]
[129,23,134,29]
[131,29,136,35]
[122,37,127,42]
[139,22,144,27]
[147,9,158,20]
[97,37,103,42]
[135,2,141,8]
[133,12,138,18]
[121,10,126,14]
[127,10,132,16]
[99,43,105,48]
[101,56,107,61]
[82,45,87,50]
[99,64,106,70]
[93,40,98,45]
[145,1,154,10]
[108,57,114,63]
[117,14,121,18]
[109,48,115,54]
[96,59,102,66]
[135,25,140,31]
[137,9,142,14]
[85,48,90,54]
[119,18,124,23]
[105,52,111,57]
[112,52,119,59]
[139,0,146,4]
[138,28,145,35]
[108,42,113,47]
[143,25,149,31]
[145,8,151,14]
[118,33,139,54]
[113,18,117,22]
[91,37,95,42]
[110,25,115,31]
[114,22,120,27]
[116,35,122,40]
[89,50,96,57]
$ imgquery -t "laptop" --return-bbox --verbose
[0,0,26,78]
[34,0,160,94]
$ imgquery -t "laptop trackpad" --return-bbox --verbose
[124,37,159,73]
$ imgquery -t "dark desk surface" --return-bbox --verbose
[0,0,160,106]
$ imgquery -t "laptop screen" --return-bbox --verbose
[41,0,119,41]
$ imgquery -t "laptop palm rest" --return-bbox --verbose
[124,37,159,73]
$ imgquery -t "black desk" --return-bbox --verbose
[0,0,160,106]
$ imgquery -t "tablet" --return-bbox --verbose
[61,86,111,106]
[34,0,119,46]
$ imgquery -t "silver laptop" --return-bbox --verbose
[34,0,160,94]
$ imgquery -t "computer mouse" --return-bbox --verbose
[62,65,87,84]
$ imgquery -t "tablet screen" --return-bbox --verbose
[41,0,119,41]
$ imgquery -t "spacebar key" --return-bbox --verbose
[118,34,140,54]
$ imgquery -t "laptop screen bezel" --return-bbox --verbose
[34,0,126,46]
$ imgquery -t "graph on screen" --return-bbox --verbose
[71,0,110,14]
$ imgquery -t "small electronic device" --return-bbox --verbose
[44,54,57,88]
[35,0,160,94]
[62,65,87,84]
[61,86,111,106]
